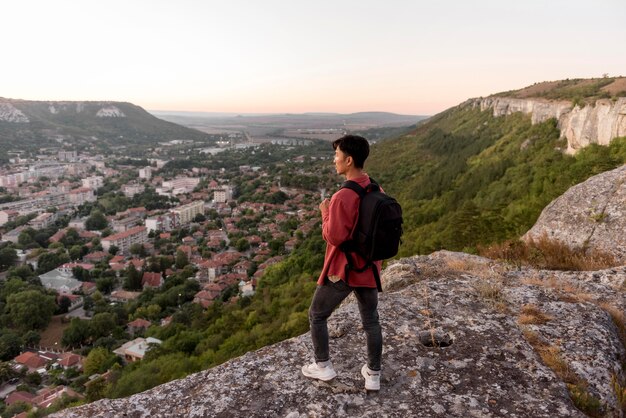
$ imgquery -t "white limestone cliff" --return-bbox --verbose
[0,101,29,123]
[474,97,626,154]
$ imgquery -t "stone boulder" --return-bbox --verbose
[56,251,625,418]
[524,164,626,263]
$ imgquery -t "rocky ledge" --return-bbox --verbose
[525,164,626,263]
[56,251,625,418]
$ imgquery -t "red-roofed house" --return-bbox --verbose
[13,352,50,373]
[33,385,84,408]
[127,318,152,336]
[5,391,36,407]
[57,353,84,370]
[193,290,220,308]
[83,251,109,263]
[142,272,163,289]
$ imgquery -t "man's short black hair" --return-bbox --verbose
[333,135,370,169]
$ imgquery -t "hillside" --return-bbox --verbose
[367,83,626,257]
[0,98,212,158]
[494,76,626,105]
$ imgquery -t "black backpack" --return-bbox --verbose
[340,178,403,291]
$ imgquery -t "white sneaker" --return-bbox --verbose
[361,364,381,390]
[301,361,337,381]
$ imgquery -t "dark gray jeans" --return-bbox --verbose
[308,279,382,371]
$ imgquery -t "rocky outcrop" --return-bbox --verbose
[56,251,625,418]
[0,100,29,123]
[96,106,126,118]
[474,97,626,154]
[525,164,626,263]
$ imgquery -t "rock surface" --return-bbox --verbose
[474,97,626,154]
[56,251,625,418]
[525,164,626,263]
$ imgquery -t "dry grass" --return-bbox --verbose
[479,235,617,271]
[521,275,595,303]
[599,302,626,357]
[522,328,603,415]
[523,329,578,384]
[518,304,553,325]
[612,375,626,413]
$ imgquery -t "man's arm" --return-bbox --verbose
[321,190,357,247]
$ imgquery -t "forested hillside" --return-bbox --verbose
[367,104,626,256]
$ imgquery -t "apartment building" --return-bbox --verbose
[68,187,96,205]
[171,200,204,224]
[145,212,179,233]
[101,226,147,255]
[82,176,104,190]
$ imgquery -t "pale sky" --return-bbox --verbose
[3,0,625,115]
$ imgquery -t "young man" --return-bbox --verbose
[301,134,383,391]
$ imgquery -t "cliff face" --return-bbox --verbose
[57,251,625,418]
[525,164,626,262]
[475,97,626,153]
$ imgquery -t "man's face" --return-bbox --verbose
[334,147,351,175]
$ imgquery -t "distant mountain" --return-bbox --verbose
[151,110,426,128]
[0,98,212,156]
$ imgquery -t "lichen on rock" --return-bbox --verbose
[57,251,625,418]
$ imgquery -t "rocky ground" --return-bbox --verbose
[525,164,626,263]
[56,251,626,418]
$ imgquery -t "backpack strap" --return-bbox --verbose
[340,180,367,198]
[339,177,383,292]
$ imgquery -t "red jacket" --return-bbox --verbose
[317,174,382,288]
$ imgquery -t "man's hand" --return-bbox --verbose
[319,198,330,217]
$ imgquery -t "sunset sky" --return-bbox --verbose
[3,0,625,115]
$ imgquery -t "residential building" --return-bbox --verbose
[171,200,204,225]
[29,212,57,230]
[0,210,19,226]
[68,187,96,205]
[142,272,163,289]
[58,150,78,161]
[112,216,140,233]
[145,212,179,233]
[82,176,104,190]
[101,226,147,255]
[161,177,200,195]
[38,269,82,294]
[113,337,162,362]
[127,318,151,336]
[122,183,144,198]
[139,166,152,180]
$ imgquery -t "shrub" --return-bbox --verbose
[479,235,617,271]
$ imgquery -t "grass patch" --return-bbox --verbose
[479,235,617,271]
[522,328,605,416]
[518,304,553,325]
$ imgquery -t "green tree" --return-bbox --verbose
[123,264,143,291]
[0,330,22,361]
[83,347,118,376]
[36,252,68,274]
[7,265,35,282]
[62,318,91,348]
[235,238,250,252]
[89,312,118,340]
[0,247,18,270]
[175,250,189,269]
[86,210,108,231]
[4,290,56,331]
[130,243,147,257]
[69,245,83,261]
[56,295,71,314]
